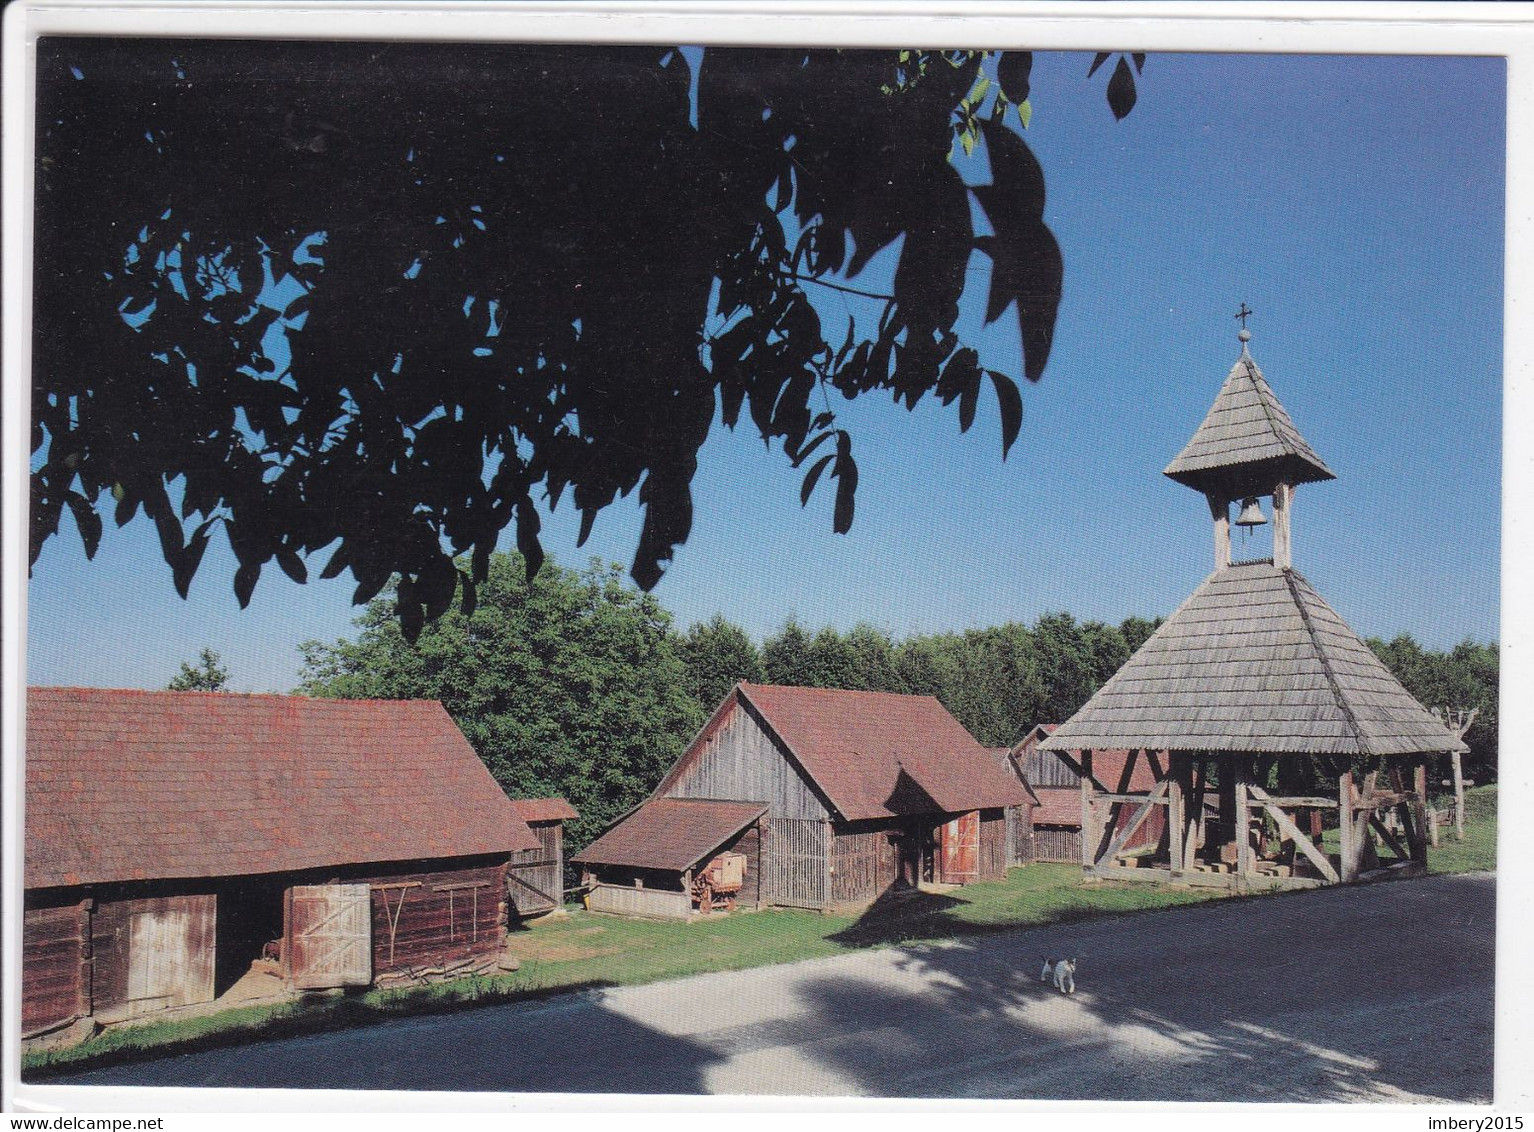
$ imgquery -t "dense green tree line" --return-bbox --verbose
[296,551,1496,854]
[1366,634,1498,786]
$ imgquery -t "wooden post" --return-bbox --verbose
[1208,494,1231,570]
[1234,762,1253,884]
[1217,756,1237,865]
[1338,770,1357,883]
[1167,752,1186,881]
[1412,761,1429,865]
[1080,750,1096,874]
[1272,481,1293,569]
[1187,758,1208,870]
[1451,751,1467,841]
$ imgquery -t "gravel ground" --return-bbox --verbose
[38,871,1494,1103]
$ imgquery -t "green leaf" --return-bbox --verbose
[1016,99,1033,129]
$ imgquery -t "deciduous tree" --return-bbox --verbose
[32,40,1139,637]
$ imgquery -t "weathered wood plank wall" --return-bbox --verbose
[1020,749,1078,789]
[665,702,829,820]
[588,884,691,919]
[90,894,216,1022]
[979,809,1007,880]
[1010,804,1035,865]
[1033,828,1082,862]
[829,823,900,905]
[508,823,563,916]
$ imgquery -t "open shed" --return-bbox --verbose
[575,798,769,919]
[1038,328,1466,890]
[22,687,538,1039]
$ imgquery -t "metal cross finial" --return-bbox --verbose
[1234,303,1254,329]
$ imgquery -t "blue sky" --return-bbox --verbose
[25,50,1504,693]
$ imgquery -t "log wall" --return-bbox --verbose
[354,860,508,976]
[21,900,90,1035]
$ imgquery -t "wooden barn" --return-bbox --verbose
[987,747,1037,866]
[506,797,579,917]
[574,683,1027,917]
[1009,725,1167,864]
[21,687,539,1040]
[1038,326,1466,890]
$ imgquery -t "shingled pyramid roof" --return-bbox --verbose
[1163,347,1335,497]
[1037,562,1466,758]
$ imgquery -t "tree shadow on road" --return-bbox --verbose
[784,874,1495,1102]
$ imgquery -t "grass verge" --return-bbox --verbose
[26,785,1496,1079]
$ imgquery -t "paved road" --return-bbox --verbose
[50,872,1494,1101]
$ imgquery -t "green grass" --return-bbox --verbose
[1427,784,1497,876]
[26,787,1496,1079]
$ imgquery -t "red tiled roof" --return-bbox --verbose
[25,687,537,890]
[509,797,579,824]
[572,798,767,872]
[732,683,1028,821]
[1031,787,1081,827]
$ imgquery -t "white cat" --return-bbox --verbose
[1040,958,1076,994]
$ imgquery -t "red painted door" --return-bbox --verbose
[939,811,980,884]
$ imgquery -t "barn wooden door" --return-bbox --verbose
[287,885,372,989]
[939,811,979,884]
[124,896,216,1016]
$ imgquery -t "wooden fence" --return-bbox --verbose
[763,818,830,909]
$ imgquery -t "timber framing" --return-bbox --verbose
[1074,748,1435,893]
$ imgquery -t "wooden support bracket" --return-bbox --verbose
[1250,784,1340,884]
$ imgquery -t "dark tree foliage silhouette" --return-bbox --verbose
[32,40,1138,639]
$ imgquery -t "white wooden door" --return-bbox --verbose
[287,884,372,989]
[127,910,189,1005]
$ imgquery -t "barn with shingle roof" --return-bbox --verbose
[574,682,1027,916]
[22,687,539,1039]
[1039,328,1464,890]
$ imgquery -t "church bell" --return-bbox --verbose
[1234,496,1268,527]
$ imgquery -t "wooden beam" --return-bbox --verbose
[1208,493,1231,570]
[1098,779,1171,865]
[1234,765,1254,880]
[1249,785,1340,884]
[1259,796,1338,809]
[1367,814,1410,863]
[1080,751,1096,871]
[1451,751,1467,841]
[1412,762,1430,865]
[1186,759,1208,871]
[1339,771,1358,883]
[1089,792,1171,805]
[1167,753,1186,879]
[1273,481,1293,569]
